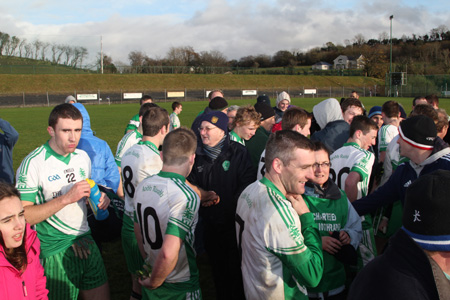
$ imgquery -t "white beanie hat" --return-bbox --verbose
[276,91,291,106]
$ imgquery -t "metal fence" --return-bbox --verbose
[0,86,383,107]
[385,74,450,98]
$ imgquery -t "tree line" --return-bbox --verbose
[102,24,450,78]
[0,32,89,68]
[2,24,450,78]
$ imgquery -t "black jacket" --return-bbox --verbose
[348,229,450,299]
[188,136,256,227]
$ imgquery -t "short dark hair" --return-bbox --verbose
[141,107,169,137]
[425,94,439,107]
[265,130,314,173]
[282,107,312,130]
[349,115,378,137]
[382,100,400,118]
[341,98,363,113]
[208,89,223,100]
[313,141,331,159]
[412,96,426,107]
[172,102,182,111]
[48,103,82,129]
[139,102,158,117]
[162,127,197,166]
[140,95,153,105]
[411,104,438,124]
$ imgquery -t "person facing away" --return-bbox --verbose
[134,128,202,299]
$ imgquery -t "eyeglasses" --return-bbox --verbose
[198,126,218,133]
[313,162,331,169]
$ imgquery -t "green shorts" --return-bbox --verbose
[42,235,108,300]
[122,214,145,274]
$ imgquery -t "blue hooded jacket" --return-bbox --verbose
[73,103,120,192]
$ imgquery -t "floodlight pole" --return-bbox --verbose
[101,35,104,74]
[389,15,393,97]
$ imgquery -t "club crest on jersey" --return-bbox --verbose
[17,174,27,189]
[79,168,86,179]
[182,207,195,223]
[222,160,230,171]
[288,223,302,243]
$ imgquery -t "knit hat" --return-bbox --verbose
[254,103,275,121]
[276,91,291,106]
[209,97,228,111]
[402,170,450,251]
[368,106,382,118]
[201,111,228,133]
[398,115,436,150]
[257,95,271,106]
[65,95,77,103]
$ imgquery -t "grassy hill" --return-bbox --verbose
[0,73,382,94]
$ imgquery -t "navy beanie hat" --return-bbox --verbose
[402,170,450,251]
[201,111,228,133]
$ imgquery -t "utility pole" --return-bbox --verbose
[389,15,393,97]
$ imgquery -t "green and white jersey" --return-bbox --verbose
[124,113,140,134]
[378,124,398,153]
[121,140,162,217]
[330,142,374,199]
[15,142,91,258]
[229,130,245,145]
[134,171,201,292]
[236,177,323,300]
[169,112,180,132]
[256,149,266,180]
[115,129,142,167]
[380,135,409,185]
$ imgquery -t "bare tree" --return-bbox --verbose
[79,47,88,67]
[128,50,147,72]
[56,45,66,64]
[378,32,389,44]
[32,39,42,60]
[41,42,50,61]
[199,50,228,68]
[24,42,32,58]
[18,38,27,57]
[64,46,73,65]
[165,46,199,73]
[0,32,10,55]
[353,33,366,46]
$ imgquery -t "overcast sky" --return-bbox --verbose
[1,0,449,65]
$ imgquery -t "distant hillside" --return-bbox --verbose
[0,74,382,94]
[0,56,92,74]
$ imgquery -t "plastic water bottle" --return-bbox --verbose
[86,179,109,221]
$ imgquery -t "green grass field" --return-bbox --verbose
[1,95,448,299]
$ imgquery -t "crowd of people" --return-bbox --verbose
[1,90,450,300]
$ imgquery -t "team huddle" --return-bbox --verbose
[1,91,450,300]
